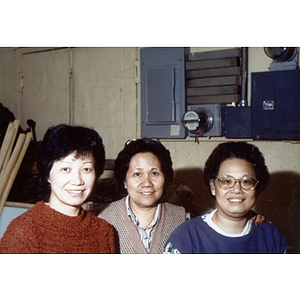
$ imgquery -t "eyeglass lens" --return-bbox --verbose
[217,175,257,190]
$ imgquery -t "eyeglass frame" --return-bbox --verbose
[215,174,259,191]
[125,138,159,147]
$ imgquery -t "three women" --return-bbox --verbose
[1,126,285,254]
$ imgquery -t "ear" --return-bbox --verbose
[209,180,216,196]
[124,181,127,189]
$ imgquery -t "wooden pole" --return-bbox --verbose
[0,122,17,174]
[2,120,20,172]
[0,133,25,200]
[0,132,32,216]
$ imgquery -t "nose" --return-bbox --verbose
[142,174,153,187]
[70,171,84,185]
[231,180,243,193]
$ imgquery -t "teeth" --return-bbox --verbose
[68,190,83,195]
[229,199,243,202]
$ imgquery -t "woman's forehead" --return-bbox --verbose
[218,158,255,175]
[129,152,161,168]
[58,151,94,163]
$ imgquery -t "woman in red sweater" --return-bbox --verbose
[0,124,116,254]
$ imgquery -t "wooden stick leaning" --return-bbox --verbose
[2,120,20,173]
[0,122,17,174]
[0,133,25,199]
[0,132,32,216]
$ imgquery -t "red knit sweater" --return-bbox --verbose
[0,201,116,254]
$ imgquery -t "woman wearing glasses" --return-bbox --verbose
[164,141,287,254]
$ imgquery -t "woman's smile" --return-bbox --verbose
[210,158,257,219]
[65,189,85,196]
[228,198,245,203]
[140,190,155,195]
[47,152,96,216]
[125,152,165,210]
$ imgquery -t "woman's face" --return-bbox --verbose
[125,152,165,210]
[210,158,257,220]
[48,152,96,216]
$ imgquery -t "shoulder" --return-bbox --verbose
[255,221,286,238]
[248,222,287,253]
[162,202,187,224]
[182,214,205,226]
[6,201,42,227]
[85,211,115,233]
[164,216,208,254]
[169,215,206,236]
[93,198,123,216]
[0,203,41,253]
[93,198,126,228]
[163,202,186,214]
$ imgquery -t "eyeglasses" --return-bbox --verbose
[125,139,137,146]
[125,138,159,146]
[215,175,259,191]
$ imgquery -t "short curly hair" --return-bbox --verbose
[37,124,105,200]
[204,141,270,194]
[114,139,174,195]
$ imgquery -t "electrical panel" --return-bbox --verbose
[140,47,188,139]
[140,47,300,141]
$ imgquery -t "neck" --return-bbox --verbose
[212,210,249,235]
[47,198,81,217]
[129,200,157,229]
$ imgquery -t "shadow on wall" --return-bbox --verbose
[166,168,300,254]
[254,171,300,254]
[165,167,216,218]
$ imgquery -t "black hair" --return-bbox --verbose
[114,139,174,195]
[204,141,270,194]
[37,124,105,200]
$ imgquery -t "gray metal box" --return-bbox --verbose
[140,47,188,138]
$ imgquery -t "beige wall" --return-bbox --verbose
[0,47,140,160]
[1,47,300,252]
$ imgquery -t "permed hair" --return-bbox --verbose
[114,138,174,195]
[204,141,270,194]
[37,124,105,200]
